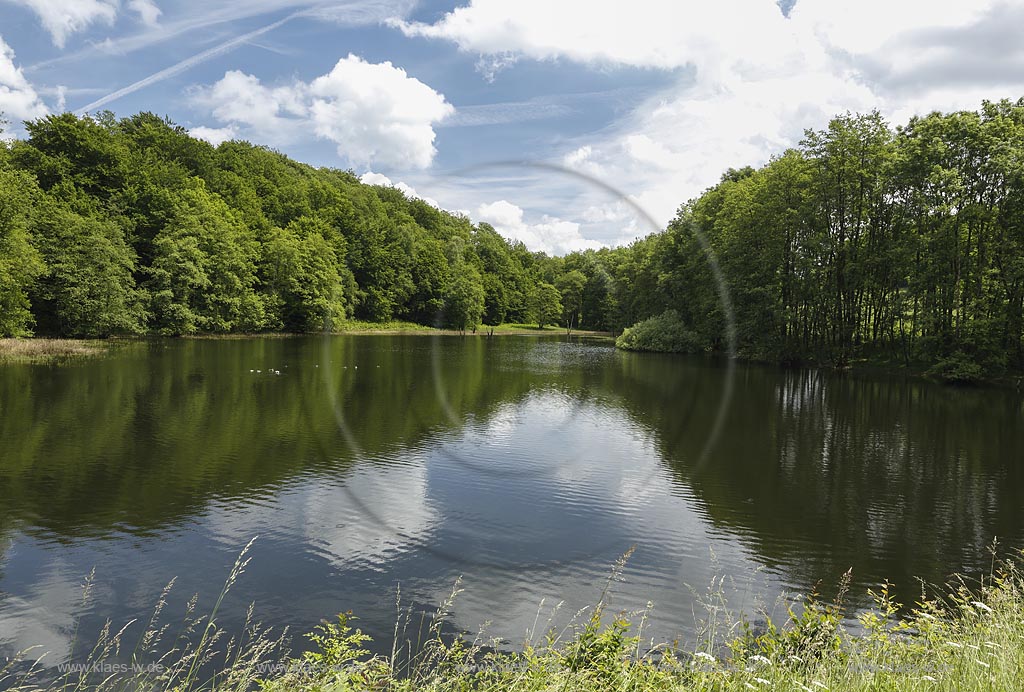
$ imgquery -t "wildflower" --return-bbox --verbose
[692,652,716,664]
[786,655,803,664]
[749,655,772,666]
[753,677,771,686]
[971,601,993,613]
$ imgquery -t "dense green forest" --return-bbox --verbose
[0,111,566,337]
[2,99,1024,380]
[619,99,1024,383]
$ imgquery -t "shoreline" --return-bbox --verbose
[0,326,614,364]
[620,346,1024,390]
[8,332,1018,389]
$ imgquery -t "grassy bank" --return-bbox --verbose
[4,546,1022,692]
[0,338,111,364]
[182,321,610,336]
[1,324,610,362]
[333,320,609,337]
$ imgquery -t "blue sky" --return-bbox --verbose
[2,0,1024,254]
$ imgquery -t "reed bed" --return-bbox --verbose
[0,338,110,364]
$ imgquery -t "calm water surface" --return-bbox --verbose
[1,335,1022,665]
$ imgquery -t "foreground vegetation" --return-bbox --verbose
[3,98,1024,380]
[3,544,1022,691]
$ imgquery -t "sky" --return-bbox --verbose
[2,0,1024,254]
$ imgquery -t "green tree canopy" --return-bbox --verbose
[530,283,563,329]
[3,101,1024,384]
[445,266,485,332]
[147,180,264,335]
[556,269,587,329]
[0,169,45,336]
[29,193,145,337]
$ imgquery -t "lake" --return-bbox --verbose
[1,335,1022,666]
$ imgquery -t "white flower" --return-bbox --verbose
[972,601,993,613]
[753,677,772,686]
[692,651,716,665]
[749,655,772,666]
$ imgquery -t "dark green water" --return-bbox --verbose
[1,335,1022,665]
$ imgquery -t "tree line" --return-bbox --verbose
[2,100,1024,379]
[612,99,1024,381]
[0,112,576,338]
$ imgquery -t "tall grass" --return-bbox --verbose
[4,543,1023,691]
[333,321,607,335]
[0,539,287,692]
[333,320,438,333]
[0,339,109,364]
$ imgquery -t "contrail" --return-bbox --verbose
[75,12,300,114]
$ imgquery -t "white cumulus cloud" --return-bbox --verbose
[307,55,453,168]
[189,124,236,146]
[0,36,48,123]
[393,0,803,78]
[477,200,602,256]
[357,171,394,187]
[193,70,304,134]
[393,0,1024,227]
[359,170,441,208]
[192,54,453,169]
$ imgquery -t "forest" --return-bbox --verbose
[0,111,572,339]
[626,98,1024,382]
[1,98,1024,380]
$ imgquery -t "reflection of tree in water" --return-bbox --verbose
[2,337,1023,608]
[0,337,542,540]
[0,337,635,545]
[607,354,1024,602]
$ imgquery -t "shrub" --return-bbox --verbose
[927,352,986,384]
[615,310,707,354]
